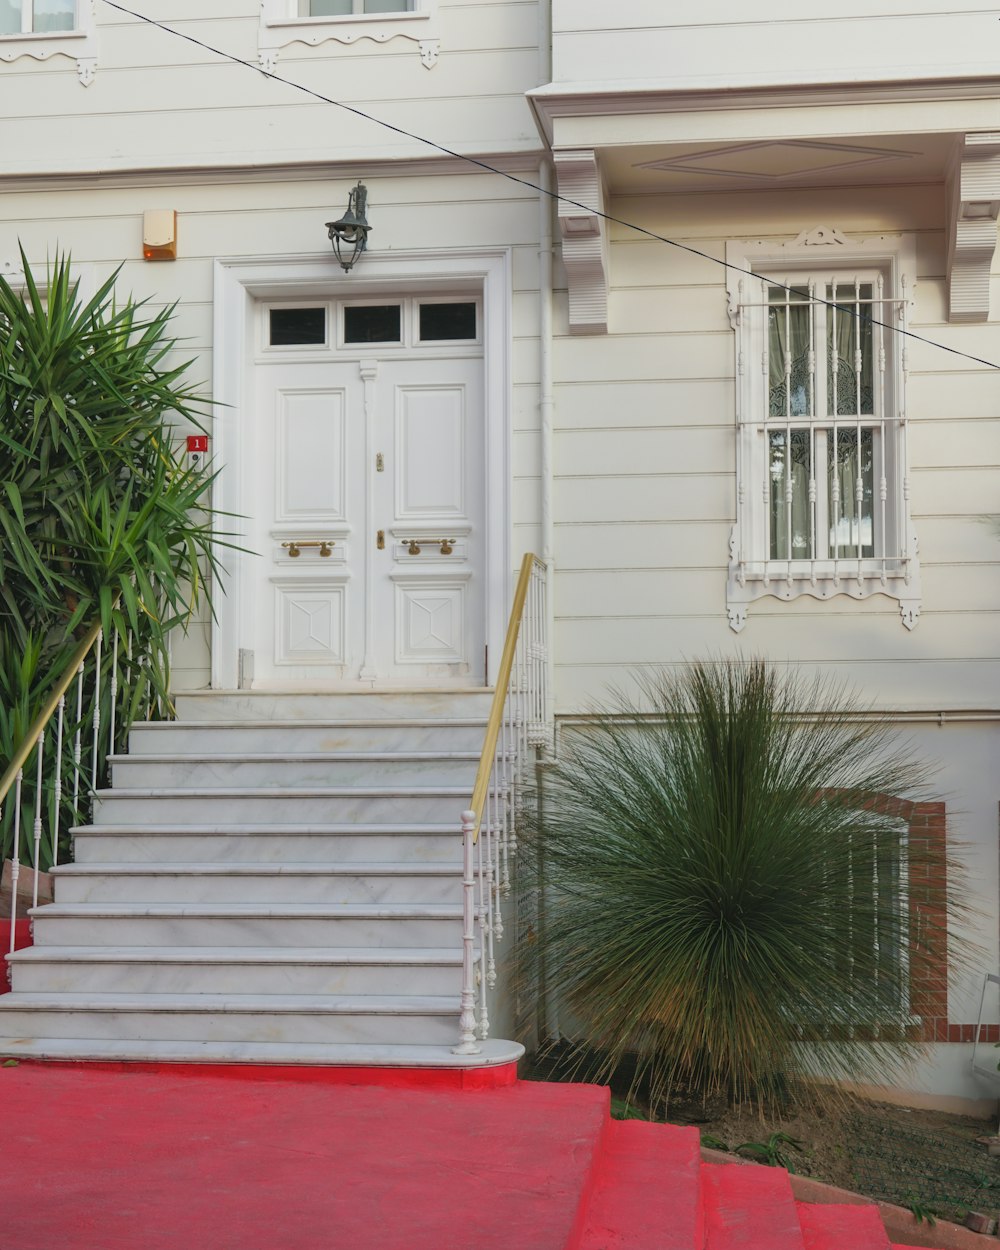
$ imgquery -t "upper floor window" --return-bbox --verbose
[259,0,437,70]
[725,227,920,632]
[0,0,75,33]
[0,0,95,83]
[303,1,412,13]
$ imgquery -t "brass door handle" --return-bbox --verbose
[407,538,455,556]
[281,540,334,558]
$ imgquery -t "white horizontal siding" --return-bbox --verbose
[551,184,1000,713]
[551,3,1000,92]
[2,0,544,176]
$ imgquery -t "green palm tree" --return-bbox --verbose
[0,249,230,867]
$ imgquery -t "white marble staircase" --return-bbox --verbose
[0,690,522,1069]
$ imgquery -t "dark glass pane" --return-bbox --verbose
[419,302,477,341]
[344,304,401,343]
[269,307,326,346]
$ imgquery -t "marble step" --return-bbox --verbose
[174,690,494,723]
[0,992,461,1045]
[108,753,481,789]
[71,824,463,865]
[127,719,489,755]
[8,945,466,996]
[49,862,462,904]
[0,1035,524,1068]
[92,787,473,825]
[31,902,464,948]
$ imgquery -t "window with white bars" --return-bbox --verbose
[725,229,920,632]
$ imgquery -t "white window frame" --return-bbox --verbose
[0,0,95,84]
[725,226,920,632]
[258,0,439,72]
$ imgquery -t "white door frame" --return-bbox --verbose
[211,248,513,690]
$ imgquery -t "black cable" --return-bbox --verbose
[100,0,1000,372]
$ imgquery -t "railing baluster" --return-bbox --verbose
[476,823,490,1040]
[52,695,65,870]
[490,739,503,946]
[8,771,23,957]
[454,811,480,1054]
[72,660,85,817]
[109,626,119,757]
[31,731,45,910]
[90,629,103,792]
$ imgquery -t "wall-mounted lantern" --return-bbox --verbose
[326,182,371,272]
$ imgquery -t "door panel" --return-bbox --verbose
[249,349,484,686]
[275,389,347,522]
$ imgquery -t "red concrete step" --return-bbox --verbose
[797,1201,890,1249]
[575,1118,702,1250]
[703,1162,804,1250]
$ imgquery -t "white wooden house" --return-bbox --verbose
[1,0,1000,1107]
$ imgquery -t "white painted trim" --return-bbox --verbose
[527,80,1000,150]
[212,248,512,690]
[258,0,439,71]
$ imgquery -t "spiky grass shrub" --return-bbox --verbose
[521,660,965,1110]
[0,250,228,867]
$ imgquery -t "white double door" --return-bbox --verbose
[248,352,485,686]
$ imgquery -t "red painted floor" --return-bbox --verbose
[0,1061,930,1250]
[0,1062,608,1250]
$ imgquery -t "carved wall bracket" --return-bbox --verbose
[552,149,608,335]
[947,133,1000,323]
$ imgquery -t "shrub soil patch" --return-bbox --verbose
[677,1098,1000,1228]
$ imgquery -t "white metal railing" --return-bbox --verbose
[0,619,165,960]
[454,554,549,1054]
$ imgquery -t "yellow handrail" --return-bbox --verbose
[467,552,539,843]
[0,619,104,809]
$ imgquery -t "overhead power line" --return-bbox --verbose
[100,0,1000,373]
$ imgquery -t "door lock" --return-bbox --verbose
[376,530,385,550]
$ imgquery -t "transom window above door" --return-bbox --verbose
[262,297,479,352]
